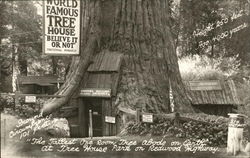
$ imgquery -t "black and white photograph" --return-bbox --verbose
[0,0,250,157]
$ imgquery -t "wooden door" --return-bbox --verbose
[85,98,103,137]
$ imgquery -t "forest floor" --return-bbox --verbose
[1,113,250,158]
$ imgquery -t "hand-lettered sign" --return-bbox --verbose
[25,96,37,103]
[142,114,153,123]
[228,113,246,128]
[105,116,116,124]
[43,0,80,55]
[188,80,222,91]
[80,89,111,98]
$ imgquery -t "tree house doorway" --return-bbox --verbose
[84,98,103,137]
[76,51,123,138]
[78,96,116,138]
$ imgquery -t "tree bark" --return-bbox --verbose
[12,45,20,92]
[18,50,28,76]
[51,56,58,76]
[42,0,194,115]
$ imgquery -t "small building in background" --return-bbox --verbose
[185,80,241,117]
[17,75,64,94]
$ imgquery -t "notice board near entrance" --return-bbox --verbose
[79,88,111,98]
[43,0,80,55]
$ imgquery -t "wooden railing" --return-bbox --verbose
[14,91,66,106]
[118,106,210,125]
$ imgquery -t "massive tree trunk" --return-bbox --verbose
[42,0,194,115]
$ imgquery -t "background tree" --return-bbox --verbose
[221,0,250,65]
[0,0,11,92]
[0,1,42,92]
[0,1,71,92]
[177,0,221,57]
[177,0,250,61]
[176,0,250,118]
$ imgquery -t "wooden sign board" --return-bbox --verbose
[25,96,36,103]
[228,113,246,128]
[105,116,116,124]
[189,80,222,91]
[80,89,111,98]
[227,113,247,155]
[142,114,153,123]
[43,0,80,55]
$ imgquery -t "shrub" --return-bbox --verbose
[15,97,45,118]
[236,79,250,119]
[178,55,240,80]
[0,93,15,110]
[123,113,230,147]
[1,94,45,118]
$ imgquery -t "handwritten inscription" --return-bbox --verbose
[22,137,219,154]
[193,10,245,38]
[193,9,249,49]
[58,145,80,152]
[148,145,182,152]
[31,137,46,145]
[193,17,229,38]
[183,139,218,154]
[198,22,248,49]
[229,118,245,128]
[7,114,219,154]
[231,10,244,22]
[97,140,116,146]
[9,113,53,139]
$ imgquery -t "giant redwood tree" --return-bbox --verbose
[42,0,195,115]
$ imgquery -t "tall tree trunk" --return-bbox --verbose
[51,56,58,76]
[18,51,28,76]
[42,0,194,115]
[0,36,2,80]
[12,45,20,92]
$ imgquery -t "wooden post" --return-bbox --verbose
[79,99,86,137]
[245,125,250,154]
[89,110,93,138]
[4,119,6,147]
[14,91,21,109]
[174,112,180,127]
[136,108,141,123]
[227,114,245,156]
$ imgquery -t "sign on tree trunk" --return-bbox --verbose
[43,0,80,55]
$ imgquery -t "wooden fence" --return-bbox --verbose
[14,91,65,106]
[118,106,211,125]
